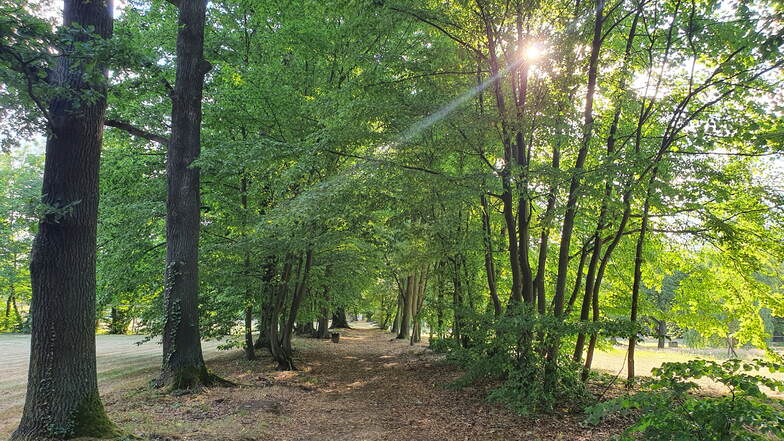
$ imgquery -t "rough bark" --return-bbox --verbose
[330,308,351,329]
[158,0,214,391]
[410,268,429,344]
[12,0,117,438]
[316,313,330,339]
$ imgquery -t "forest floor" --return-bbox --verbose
[2,323,624,441]
[2,325,781,440]
[104,323,626,441]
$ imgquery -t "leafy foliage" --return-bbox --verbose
[586,359,784,440]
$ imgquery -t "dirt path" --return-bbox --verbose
[92,325,620,441]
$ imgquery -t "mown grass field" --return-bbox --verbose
[593,341,784,397]
[0,334,228,438]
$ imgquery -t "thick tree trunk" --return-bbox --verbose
[410,268,428,344]
[396,275,413,339]
[330,308,351,329]
[158,0,213,390]
[316,311,330,339]
[255,261,276,350]
[12,0,116,438]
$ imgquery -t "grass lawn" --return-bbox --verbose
[592,341,784,397]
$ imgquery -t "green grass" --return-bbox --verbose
[592,343,784,397]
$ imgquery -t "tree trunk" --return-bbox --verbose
[391,293,402,334]
[410,268,428,344]
[244,305,255,360]
[574,236,601,361]
[435,265,445,338]
[330,308,351,329]
[628,176,655,387]
[255,261,276,350]
[5,293,14,318]
[545,0,605,393]
[316,286,331,339]
[316,313,330,339]
[397,275,413,339]
[657,320,667,349]
[282,250,313,352]
[12,0,116,438]
[158,0,213,391]
[577,4,641,371]
[109,307,128,335]
[480,195,501,316]
[269,259,295,370]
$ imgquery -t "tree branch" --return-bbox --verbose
[105,119,169,145]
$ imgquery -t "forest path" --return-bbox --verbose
[98,324,617,441]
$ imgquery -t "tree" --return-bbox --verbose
[8,0,117,438]
[157,0,215,390]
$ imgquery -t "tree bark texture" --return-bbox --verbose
[159,0,213,390]
[13,0,116,438]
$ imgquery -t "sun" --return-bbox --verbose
[524,43,543,62]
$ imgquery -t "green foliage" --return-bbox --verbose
[441,308,642,413]
[0,147,40,333]
[586,359,784,440]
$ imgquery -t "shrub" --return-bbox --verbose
[585,359,784,440]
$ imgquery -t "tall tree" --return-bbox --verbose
[158,0,214,389]
[11,0,117,438]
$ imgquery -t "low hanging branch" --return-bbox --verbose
[104,119,169,145]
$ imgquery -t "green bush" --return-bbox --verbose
[433,308,638,414]
[585,359,784,440]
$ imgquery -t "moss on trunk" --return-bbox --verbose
[70,392,121,439]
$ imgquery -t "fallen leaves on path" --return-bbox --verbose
[102,327,623,441]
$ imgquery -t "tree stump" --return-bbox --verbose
[331,332,340,343]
